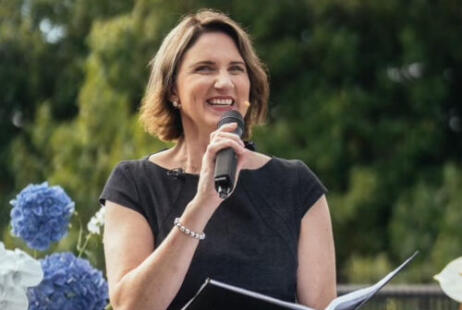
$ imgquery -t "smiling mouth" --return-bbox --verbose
[207,98,235,106]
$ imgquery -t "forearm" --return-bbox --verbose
[110,198,216,310]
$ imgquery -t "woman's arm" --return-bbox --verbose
[296,195,337,310]
[103,123,252,310]
[104,196,215,310]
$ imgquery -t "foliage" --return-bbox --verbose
[344,253,392,284]
[1,0,461,283]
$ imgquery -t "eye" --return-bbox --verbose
[229,65,246,73]
[195,65,215,73]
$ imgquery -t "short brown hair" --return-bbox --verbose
[139,9,269,141]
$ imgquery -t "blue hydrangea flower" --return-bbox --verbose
[27,253,109,310]
[10,182,75,251]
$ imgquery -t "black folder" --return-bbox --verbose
[182,251,418,310]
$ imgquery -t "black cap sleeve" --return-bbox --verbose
[99,162,146,219]
[296,160,328,218]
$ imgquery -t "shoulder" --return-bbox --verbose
[244,154,310,186]
[109,156,160,183]
[113,158,148,174]
[146,149,175,170]
[272,157,306,169]
[245,151,272,170]
[266,156,310,175]
[263,156,326,191]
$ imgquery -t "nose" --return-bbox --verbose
[214,71,234,89]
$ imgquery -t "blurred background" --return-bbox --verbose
[1,0,461,285]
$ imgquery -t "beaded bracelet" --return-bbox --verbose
[174,218,206,240]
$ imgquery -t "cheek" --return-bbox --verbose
[191,77,212,91]
[236,77,251,98]
[178,78,208,101]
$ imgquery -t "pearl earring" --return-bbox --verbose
[172,101,179,108]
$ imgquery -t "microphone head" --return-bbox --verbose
[217,110,245,138]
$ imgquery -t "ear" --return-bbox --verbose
[169,85,179,103]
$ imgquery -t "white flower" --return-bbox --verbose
[0,284,28,310]
[87,207,106,235]
[434,257,462,303]
[0,242,43,310]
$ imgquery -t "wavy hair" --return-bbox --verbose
[139,9,269,141]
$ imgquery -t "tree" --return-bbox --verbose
[3,0,462,282]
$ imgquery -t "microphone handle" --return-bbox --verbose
[214,147,238,199]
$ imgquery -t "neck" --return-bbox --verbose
[171,133,209,174]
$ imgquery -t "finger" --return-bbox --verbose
[208,140,246,158]
[209,123,238,141]
[210,132,245,147]
[205,140,246,161]
[217,122,238,133]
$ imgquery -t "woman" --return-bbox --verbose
[100,9,336,310]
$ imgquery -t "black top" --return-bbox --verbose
[99,155,327,310]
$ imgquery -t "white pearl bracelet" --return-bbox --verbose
[174,218,206,240]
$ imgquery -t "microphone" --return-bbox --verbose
[214,110,245,199]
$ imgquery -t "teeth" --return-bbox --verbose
[207,98,234,106]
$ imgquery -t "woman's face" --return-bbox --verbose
[173,31,250,135]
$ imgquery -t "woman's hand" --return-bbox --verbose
[194,122,250,209]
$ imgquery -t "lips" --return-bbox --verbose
[206,97,235,106]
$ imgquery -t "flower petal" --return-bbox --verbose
[434,257,462,302]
